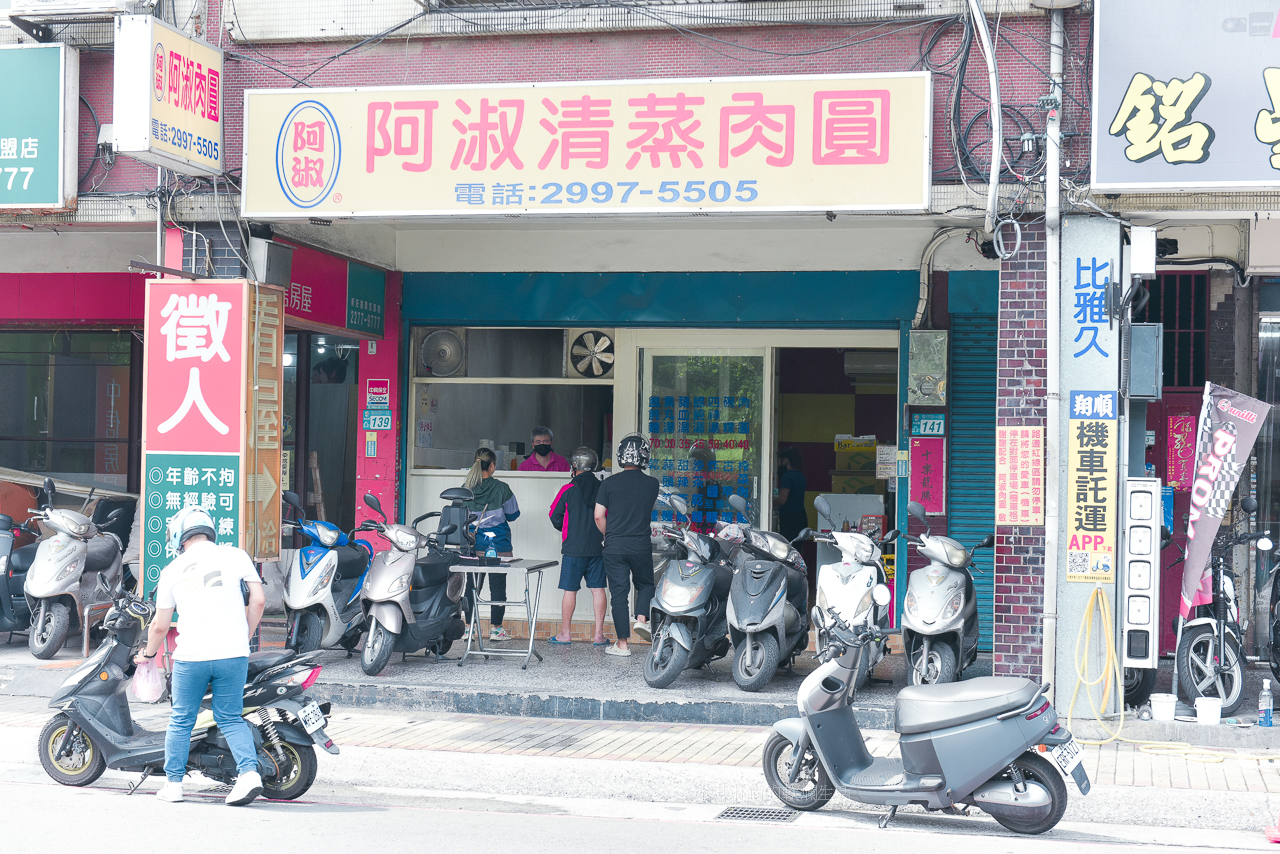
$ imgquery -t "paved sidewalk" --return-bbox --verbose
[4,694,1278,794]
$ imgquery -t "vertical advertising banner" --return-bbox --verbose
[1066,391,1119,583]
[909,437,946,514]
[141,280,284,596]
[0,44,78,210]
[1179,383,1271,616]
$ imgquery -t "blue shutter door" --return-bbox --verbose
[947,316,998,652]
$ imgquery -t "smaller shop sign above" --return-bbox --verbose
[0,44,78,210]
[910,413,945,436]
[366,378,390,409]
[284,241,385,339]
[112,15,223,177]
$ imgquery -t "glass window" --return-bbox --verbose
[641,349,765,532]
[0,331,134,489]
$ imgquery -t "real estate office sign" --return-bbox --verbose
[140,280,284,595]
[1094,0,1280,191]
[241,73,932,218]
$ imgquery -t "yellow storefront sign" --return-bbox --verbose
[1066,391,1118,584]
[241,73,930,218]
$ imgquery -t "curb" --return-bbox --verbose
[308,680,897,729]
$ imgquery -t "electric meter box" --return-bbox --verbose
[1121,477,1162,670]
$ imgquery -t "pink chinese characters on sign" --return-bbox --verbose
[909,437,946,515]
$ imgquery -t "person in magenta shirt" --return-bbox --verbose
[518,426,572,472]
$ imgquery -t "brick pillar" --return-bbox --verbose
[993,222,1048,679]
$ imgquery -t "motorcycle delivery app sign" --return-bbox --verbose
[1179,383,1271,617]
[113,15,223,177]
[1066,392,1118,584]
[1093,0,1280,191]
[140,279,283,596]
[241,73,931,218]
[0,44,78,210]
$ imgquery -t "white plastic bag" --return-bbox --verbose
[130,654,164,703]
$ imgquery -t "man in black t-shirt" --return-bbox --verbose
[594,434,660,657]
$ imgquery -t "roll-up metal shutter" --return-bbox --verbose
[948,316,998,652]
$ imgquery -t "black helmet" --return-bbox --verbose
[570,447,598,473]
[617,434,650,469]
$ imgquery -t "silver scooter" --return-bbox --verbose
[23,478,125,660]
[764,603,1089,835]
[900,500,993,685]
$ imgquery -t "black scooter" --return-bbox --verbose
[644,493,733,689]
[38,588,339,799]
[0,514,35,639]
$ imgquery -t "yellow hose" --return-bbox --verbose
[1065,586,1280,764]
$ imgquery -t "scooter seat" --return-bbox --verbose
[334,544,368,580]
[894,676,1040,735]
[246,649,296,678]
[84,535,120,573]
[8,543,36,575]
[413,552,454,589]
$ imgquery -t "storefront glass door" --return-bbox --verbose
[640,348,766,531]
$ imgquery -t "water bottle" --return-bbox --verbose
[484,532,497,559]
[1261,679,1274,728]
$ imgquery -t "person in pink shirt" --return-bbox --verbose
[518,426,572,472]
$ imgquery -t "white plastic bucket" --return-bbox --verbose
[1195,696,1223,726]
[1150,693,1176,721]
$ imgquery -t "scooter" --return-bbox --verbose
[1174,497,1268,716]
[0,514,35,640]
[37,586,337,800]
[900,500,994,686]
[764,603,1089,835]
[805,494,899,689]
[644,493,733,689]
[719,493,810,692]
[356,490,468,677]
[280,491,373,655]
[23,478,126,660]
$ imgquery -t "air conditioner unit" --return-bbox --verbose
[414,327,467,378]
[565,328,615,379]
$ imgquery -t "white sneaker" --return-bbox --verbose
[156,781,183,802]
[632,620,652,642]
[225,771,263,806]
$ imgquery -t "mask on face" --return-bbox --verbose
[534,444,553,457]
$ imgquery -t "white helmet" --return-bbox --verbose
[168,506,217,554]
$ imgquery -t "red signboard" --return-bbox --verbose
[1166,414,1195,490]
[909,437,946,515]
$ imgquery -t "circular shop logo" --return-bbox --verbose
[153,42,166,101]
[276,101,342,209]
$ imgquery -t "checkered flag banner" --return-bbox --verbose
[1180,383,1271,617]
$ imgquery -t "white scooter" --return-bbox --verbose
[805,494,899,689]
[23,478,125,660]
[280,491,373,655]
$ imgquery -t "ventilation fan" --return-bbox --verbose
[566,329,615,379]
[417,328,467,377]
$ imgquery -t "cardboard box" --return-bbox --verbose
[831,472,881,494]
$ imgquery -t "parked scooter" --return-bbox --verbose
[719,493,810,692]
[23,478,126,659]
[37,586,337,799]
[899,500,994,686]
[644,493,733,689]
[764,604,1088,834]
[804,494,899,689]
[1174,496,1268,716]
[0,514,34,639]
[279,491,372,655]
[357,490,468,677]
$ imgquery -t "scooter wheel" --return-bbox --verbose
[38,714,105,787]
[761,731,833,811]
[1123,667,1157,709]
[295,612,324,655]
[733,633,779,692]
[643,631,690,690]
[1177,625,1245,715]
[984,752,1068,835]
[907,642,957,686]
[261,742,318,800]
[361,618,395,676]
[29,601,70,660]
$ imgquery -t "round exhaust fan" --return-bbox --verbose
[570,330,614,377]
[419,329,465,377]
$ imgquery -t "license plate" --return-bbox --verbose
[1049,738,1091,794]
[298,700,325,734]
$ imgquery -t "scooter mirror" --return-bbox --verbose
[871,584,891,607]
[1161,525,1173,541]
[977,534,995,549]
[670,495,689,517]
[362,492,387,522]
[106,507,124,524]
[791,528,814,544]
[907,501,926,523]
[810,605,823,627]
[42,477,55,509]
[1242,496,1259,514]
[1259,537,1274,552]
[438,523,458,537]
[881,529,900,545]
[282,491,304,511]
[728,494,748,514]
[813,495,832,522]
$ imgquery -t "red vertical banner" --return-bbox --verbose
[909,437,946,514]
[1165,414,1195,490]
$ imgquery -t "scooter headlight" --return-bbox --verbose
[816,587,830,622]
[660,577,703,608]
[940,590,964,621]
[851,537,874,564]
[852,587,875,621]
[315,526,340,548]
[904,590,918,617]
[387,574,411,595]
[390,528,419,552]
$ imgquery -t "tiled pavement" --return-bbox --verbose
[2,694,1278,793]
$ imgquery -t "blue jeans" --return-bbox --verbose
[166,657,258,782]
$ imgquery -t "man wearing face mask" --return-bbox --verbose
[519,426,572,472]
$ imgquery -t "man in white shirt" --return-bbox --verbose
[133,507,266,806]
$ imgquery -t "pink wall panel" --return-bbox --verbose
[17,274,75,320]
[0,273,145,324]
